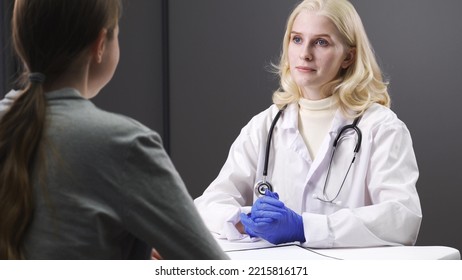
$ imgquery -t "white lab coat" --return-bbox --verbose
[194,102,422,248]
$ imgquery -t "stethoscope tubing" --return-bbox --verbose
[319,117,362,203]
[262,105,287,177]
[254,105,287,197]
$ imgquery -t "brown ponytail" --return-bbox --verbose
[0,0,122,259]
[0,82,47,259]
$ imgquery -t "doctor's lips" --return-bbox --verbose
[295,66,316,72]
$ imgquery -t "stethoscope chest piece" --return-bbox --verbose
[254,179,273,197]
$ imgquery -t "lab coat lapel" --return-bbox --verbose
[276,104,309,212]
[279,103,311,165]
[306,109,348,180]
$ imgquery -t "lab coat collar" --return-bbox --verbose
[277,103,310,165]
[330,109,350,133]
[279,103,299,131]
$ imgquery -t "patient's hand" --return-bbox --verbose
[235,221,245,234]
[151,248,163,260]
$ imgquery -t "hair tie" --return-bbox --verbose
[29,72,46,84]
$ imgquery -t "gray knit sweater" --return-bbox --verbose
[0,88,228,259]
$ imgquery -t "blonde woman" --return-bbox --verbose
[195,0,422,248]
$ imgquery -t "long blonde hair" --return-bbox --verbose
[272,0,390,117]
[0,0,122,260]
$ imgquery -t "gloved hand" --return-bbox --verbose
[240,190,306,244]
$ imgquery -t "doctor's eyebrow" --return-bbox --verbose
[290,31,333,38]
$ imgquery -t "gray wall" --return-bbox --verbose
[1,0,461,253]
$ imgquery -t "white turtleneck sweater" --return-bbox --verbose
[298,95,339,159]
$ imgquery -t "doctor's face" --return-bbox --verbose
[288,11,354,100]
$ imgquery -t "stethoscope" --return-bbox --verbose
[254,105,362,205]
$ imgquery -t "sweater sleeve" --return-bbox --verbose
[117,129,229,259]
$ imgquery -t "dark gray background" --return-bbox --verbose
[1,0,461,253]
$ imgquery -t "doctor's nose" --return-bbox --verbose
[299,46,313,61]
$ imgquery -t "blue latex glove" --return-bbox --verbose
[240,190,306,244]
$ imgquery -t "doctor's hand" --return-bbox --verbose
[240,190,305,245]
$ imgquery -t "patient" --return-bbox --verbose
[0,0,227,260]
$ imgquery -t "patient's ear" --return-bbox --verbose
[92,29,108,64]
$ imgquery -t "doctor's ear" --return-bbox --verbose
[341,47,356,69]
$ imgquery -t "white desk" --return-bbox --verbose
[217,239,460,260]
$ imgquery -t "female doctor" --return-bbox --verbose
[194,0,422,248]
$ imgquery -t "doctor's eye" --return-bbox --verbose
[291,35,303,44]
[314,38,329,47]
